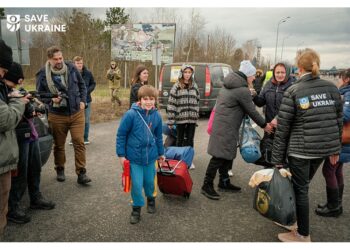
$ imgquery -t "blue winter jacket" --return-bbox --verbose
[81,66,96,103]
[339,85,350,163]
[116,103,164,166]
[36,62,87,116]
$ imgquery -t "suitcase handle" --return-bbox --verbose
[158,159,183,175]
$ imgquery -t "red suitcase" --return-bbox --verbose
[157,159,193,198]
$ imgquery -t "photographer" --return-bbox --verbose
[36,46,91,185]
[0,40,27,236]
[4,62,55,225]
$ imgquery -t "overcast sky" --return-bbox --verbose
[3,5,350,69]
[117,8,350,69]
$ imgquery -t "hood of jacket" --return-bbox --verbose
[223,71,248,89]
[339,84,350,95]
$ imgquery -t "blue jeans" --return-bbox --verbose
[84,103,91,141]
[130,161,157,207]
[9,139,42,211]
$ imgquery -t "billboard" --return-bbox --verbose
[111,23,176,64]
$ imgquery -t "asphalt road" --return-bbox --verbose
[1,111,350,242]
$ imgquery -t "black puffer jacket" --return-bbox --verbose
[253,76,294,123]
[271,74,343,164]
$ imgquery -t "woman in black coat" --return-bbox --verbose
[252,63,294,167]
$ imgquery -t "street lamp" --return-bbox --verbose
[274,16,290,64]
[280,35,290,61]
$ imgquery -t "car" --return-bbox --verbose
[158,62,233,115]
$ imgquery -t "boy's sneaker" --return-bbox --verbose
[189,163,195,170]
[228,170,233,177]
[84,140,90,145]
[147,197,156,214]
[278,230,311,242]
[201,183,220,200]
[69,140,73,145]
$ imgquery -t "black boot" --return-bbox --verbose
[147,197,156,214]
[77,170,91,185]
[56,166,65,182]
[30,193,56,210]
[315,187,341,217]
[339,184,344,215]
[130,206,141,224]
[218,178,241,192]
[201,182,220,200]
[7,206,31,224]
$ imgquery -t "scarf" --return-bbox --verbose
[45,61,68,94]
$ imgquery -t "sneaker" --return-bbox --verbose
[69,140,73,145]
[274,221,298,231]
[228,170,233,177]
[30,193,56,210]
[278,230,311,242]
[189,163,195,170]
[56,166,65,182]
[77,172,91,185]
[130,206,141,224]
[84,140,90,145]
[201,183,220,200]
[147,197,156,214]
[7,207,31,224]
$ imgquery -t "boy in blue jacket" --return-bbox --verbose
[116,85,164,224]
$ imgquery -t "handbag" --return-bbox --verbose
[207,106,216,135]
[342,122,350,144]
[253,168,297,226]
[239,116,262,163]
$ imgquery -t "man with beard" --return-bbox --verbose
[36,46,91,185]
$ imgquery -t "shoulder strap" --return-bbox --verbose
[136,110,155,141]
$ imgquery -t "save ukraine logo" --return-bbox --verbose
[6,14,66,33]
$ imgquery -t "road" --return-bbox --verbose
[1,112,349,242]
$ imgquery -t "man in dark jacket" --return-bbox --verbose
[201,60,273,200]
[73,56,96,144]
[272,49,342,242]
[0,39,28,236]
[36,46,91,185]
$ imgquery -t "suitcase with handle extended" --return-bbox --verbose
[157,159,193,198]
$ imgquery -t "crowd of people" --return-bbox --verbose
[1,37,349,242]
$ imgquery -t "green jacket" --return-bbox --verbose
[106,67,121,89]
[0,82,25,174]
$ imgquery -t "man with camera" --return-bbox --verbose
[0,39,28,236]
[4,62,56,224]
[36,46,91,185]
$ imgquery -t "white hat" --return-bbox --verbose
[239,60,256,77]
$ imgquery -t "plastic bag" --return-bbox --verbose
[253,168,296,226]
[239,117,262,163]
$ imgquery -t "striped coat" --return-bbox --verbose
[167,81,200,125]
